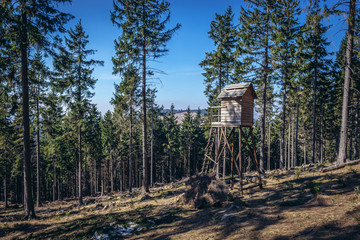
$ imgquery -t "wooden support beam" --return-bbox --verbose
[239,127,243,194]
[231,127,235,188]
[213,127,223,175]
[221,128,242,179]
[203,125,262,194]
[204,154,216,164]
[215,128,235,164]
[250,128,262,188]
[201,127,216,173]
[240,127,262,188]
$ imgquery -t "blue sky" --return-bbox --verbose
[57,0,345,114]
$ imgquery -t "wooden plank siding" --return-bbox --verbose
[212,83,256,127]
[221,98,241,125]
[241,89,254,126]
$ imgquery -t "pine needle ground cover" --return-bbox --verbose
[1,165,359,239]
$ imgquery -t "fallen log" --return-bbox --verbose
[322,159,360,172]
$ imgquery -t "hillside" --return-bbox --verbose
[174,111,197,124]
[163,109,205,125]
[1,164,359,240]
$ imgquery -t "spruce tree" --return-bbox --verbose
[162,104,179,181]
[300,8,332,164]
[42,90,64,202]
[59,20,103,205]
[83,105,102,195]
[336,0,357,164]
[100,111,117,194]
[111,0,180,193]
[146,88,162,186]
[29,50,49,207]
[180,107,194,177]
[111,67,141,193]
[200,6,237,178]
[1,0,72,218]
[200,6,237,105]
[192,109,206,173]
[271,0,301,169]
[0,79,15,209]
[238,0,275,173]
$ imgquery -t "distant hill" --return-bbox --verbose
[163,108,206,115]
[173,112,197,125]
[163,109,206,125]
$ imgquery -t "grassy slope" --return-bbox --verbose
[0,164,360,240]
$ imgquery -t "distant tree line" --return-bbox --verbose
[0,0,359,219]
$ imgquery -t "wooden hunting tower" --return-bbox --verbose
[203,82,262,193]
[212,83,257,127]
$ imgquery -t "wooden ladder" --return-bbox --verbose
[201,127,217,173]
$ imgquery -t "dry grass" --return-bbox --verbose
[1,164,360,240]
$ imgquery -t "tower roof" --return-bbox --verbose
[217,82,257,99]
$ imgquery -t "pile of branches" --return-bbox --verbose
[180,173,232,209]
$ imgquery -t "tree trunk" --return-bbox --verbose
[135,157,138,187]
[320,113,324,163]
[280,85,286,169]
[74,159,77,198]
[110,155,114,192]
[169,150,173,182]
[183,152,187,177]
[101,163,104,196]
[129,98,133,193]
[141,31,149,194]
[323,159,360,172]
[58,169,61,200]
[95,163,98,194]
[260,6,270,173]
[119,156,123,192]
[188,142,191,177]
[223,128,226,178]
[53,159,56,202]
[3,147,8,208]
[20,5,35,218]
[215,128,219,179]
[267,122,271,171]
[354,96,359,159]
[247,153,251,172]
[77,41,83,204]
[90,165,94,196]
[78,118,83,204]
[217,59,222,179]
[288,115,291,169]
[291,112,295,167]
[285,136,287,169]
[3,176,7,208]
[311,57,318,164]
[36,83,41,207]
[337,0,355,164]
[294,104,299,167]
[150,119,154,186]
[162,158,165,183]
[140,2,150,193]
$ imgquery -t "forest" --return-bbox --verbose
[0,0,360,237]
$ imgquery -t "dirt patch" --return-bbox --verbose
[180,173,232,208]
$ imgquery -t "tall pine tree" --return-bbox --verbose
[271,0,301,169]
[2,0,72,218]
[238,0,275,173]
[111,0,180,193]
[58,20,103,205]
[200,6,238,105]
